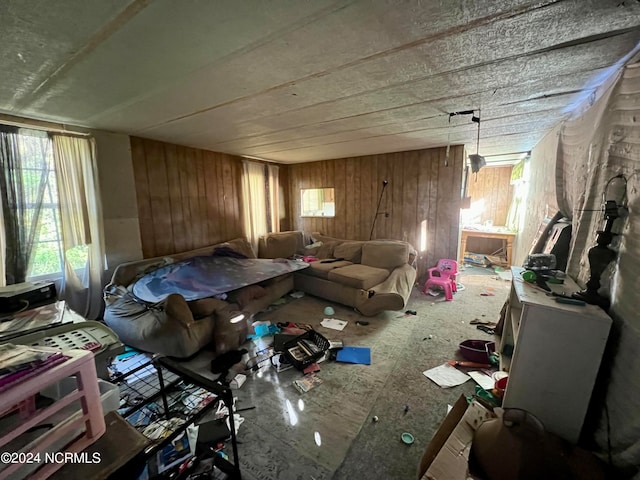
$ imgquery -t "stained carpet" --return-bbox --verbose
[178,270,510,479]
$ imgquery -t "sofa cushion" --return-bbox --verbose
[328,264,389,290]
[217,238,257,259]
[259,231,304,259]
[230,284,267,309]
[333,241,365,263]
[303,260,353,280]
[361,241,409,270]
[304,241,337,259]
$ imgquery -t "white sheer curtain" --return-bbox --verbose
[241,160,280,251]
[242,161,268,252]
[267,163,280,234]
[51,135,106,319]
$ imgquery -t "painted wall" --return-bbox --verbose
[513,125,561,265]
[130,137,245,258]
[93,130,143,281]
[287,146,465,280]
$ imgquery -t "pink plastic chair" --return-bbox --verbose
[422,259,458,301]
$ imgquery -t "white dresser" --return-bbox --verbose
[500,267,612,443]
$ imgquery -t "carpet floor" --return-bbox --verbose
[179,269,510,480]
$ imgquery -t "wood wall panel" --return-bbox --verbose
[466,165,514,226]
[279,165,291,232]
[131,137,244,258]
[288,146,464,281]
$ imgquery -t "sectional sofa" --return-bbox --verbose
[104,232,416,358]
[259,231,417,316]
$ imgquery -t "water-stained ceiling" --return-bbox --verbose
[1,0,639,163]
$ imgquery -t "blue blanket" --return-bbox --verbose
[132,256,308,304]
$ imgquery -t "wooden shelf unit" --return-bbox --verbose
[499,267,612,443]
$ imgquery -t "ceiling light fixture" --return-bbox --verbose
[468,110,486,175]
[448,110,486,173]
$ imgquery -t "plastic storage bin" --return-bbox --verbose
[0,349,106,480]
[283,330,330,370]
[40,377,120,414]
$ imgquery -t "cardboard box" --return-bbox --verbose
[418,396,494,480]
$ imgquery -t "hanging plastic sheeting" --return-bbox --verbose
[545,60,640,471]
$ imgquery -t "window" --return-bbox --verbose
[300,188,335,217]
[2,129,87,281]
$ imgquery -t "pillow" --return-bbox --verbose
[217,238,256,259]
[333,241,364,263]
[305,241,336,259]
[316,242,336,259]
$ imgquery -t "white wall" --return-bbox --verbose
[519,61,640,470]
[93,131,143,282]
[513,125,560,265]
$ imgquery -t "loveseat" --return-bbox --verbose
[103,238,293,358]
[259,231,417,316]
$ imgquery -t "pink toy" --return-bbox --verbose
[422,259,458,301]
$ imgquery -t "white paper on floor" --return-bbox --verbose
[468,371,495,390]
[320,318,348,331]
[423,363,470,388]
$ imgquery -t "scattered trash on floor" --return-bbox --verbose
[404,405,410,415]
[448,360,492,369]
[480,292,495,296]
[336,346,371,365]
[468,371,495,390]
[401,432,415,444]
[323,306,335,315]
[293,374,323,393]
[355,320,370,326]
[320,317,348,331]
[230,374,247,389]
[470,319,496,326]
[248,322,280,338]
[476,325,496,335]
[289,291,305,299]
[271,298,287,306]
[303,363,321,375]
[372,415,379,422]
[422,363,470,388]
[143,417,186,440]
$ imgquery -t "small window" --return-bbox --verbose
[300,188,335,217]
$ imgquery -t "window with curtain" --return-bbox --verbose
[0,125,105,318]
[241,160,279,251]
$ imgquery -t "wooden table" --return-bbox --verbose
[50,412,148,480]
[459,229,517,266]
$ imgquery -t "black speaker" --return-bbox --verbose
[543,220,572,272]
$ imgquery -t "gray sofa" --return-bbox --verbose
[259,231,417,316]
[103,238,293,358]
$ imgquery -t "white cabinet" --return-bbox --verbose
[500,267,612,443]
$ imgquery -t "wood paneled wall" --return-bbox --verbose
[287,146,464,280]
[131,137,244,258]
[466,165,514,226]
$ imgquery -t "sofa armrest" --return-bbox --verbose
[355,263,417,316]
